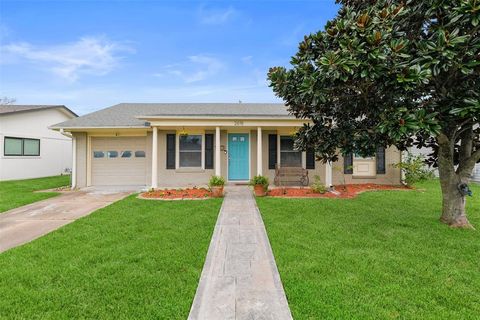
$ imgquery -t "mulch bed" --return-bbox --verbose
[267,184,410,199]
[140,188,212,200]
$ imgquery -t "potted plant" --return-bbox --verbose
[209,175,225,198]
[249,175,269,197]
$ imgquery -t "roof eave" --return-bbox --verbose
[136,115,296,120]
[50,125,149,131]
[0,105,78,118]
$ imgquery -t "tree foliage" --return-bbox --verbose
[268,0,480,226]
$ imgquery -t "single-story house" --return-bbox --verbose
[1,105,77,181]
[50,103,402,189]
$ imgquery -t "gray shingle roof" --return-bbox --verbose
[0,105,78,117]
[51,103,293,129]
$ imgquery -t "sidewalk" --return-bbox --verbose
[188,186,292,320]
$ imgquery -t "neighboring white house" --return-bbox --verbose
[410,147,480,182]
[473,163,480,183]
[0,105,77,181]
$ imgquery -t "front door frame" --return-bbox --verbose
[227,132,251,182]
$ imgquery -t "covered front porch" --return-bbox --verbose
[144,116,333,189]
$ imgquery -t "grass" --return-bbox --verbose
[0,196,222,319]
[0,175,70,213]
[256,180,480,319]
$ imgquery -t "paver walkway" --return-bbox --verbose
[188,186,293,320]
[0,190,130,253]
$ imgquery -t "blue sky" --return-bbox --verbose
[0,0,338,115]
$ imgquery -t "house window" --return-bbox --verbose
[4,137,40,156]
[354,153,374,160]
[179,135,202,167]
[135,151,145,158]
[93,151,105,158]
[280,136,302,167]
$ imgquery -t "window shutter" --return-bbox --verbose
[268,134,278,169]
[376,147,386,174]
[306,149,315,169]
[166,134,175,169]
[344,153,353,174]
[205,134,214,169]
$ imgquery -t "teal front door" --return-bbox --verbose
[228,133,249,180]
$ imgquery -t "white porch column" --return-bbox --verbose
[325,160,333,188]
[215,126,221,176]
[257,127,263,175]
[71,136,76,190]
[151,127,158,189]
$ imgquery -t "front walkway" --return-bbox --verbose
[0,190,130,253]
[188,186,293,320]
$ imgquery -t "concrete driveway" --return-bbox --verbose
[0,189,131,253]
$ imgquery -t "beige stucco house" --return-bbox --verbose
[51,103,402,189]
[1,105,77,181]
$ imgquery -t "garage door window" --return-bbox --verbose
[135,151,145,158]
[4,137,40,156]
[179,135,202,167]
[121,151,132,158]
[107,151,118,158]
[93,151,105,158]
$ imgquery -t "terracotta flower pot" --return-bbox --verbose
[254,185,267,197]
[211,186,224,198]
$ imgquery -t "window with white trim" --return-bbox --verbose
[4,137,40,156]
[179,135,202,167]
[280,136,302,167]
[354,153,374,160]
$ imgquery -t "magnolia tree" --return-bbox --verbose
[268,0,479,228]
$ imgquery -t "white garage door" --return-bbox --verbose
[91,136,147,186]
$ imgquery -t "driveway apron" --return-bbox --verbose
[189,186,293,320]
[0,190,130,253]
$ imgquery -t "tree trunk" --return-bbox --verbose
[437,135,473,229]
[439,176,471,228]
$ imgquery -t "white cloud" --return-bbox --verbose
[1,36,133,82]
[198,6,236,25]
[241,55,253,65]
[154,54,225,83]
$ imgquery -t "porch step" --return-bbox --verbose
[226,181,250,186]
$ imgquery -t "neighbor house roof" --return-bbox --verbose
[51,103,294,129]
[0,105,78,117]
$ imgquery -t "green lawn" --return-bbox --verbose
[0,196,222,319]
[0,175,70,213]
[257,180,480,319]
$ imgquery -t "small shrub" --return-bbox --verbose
[209,175,225,187]
[311,175,327,194]
[394,153,435,186]
[249,175,269,190]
